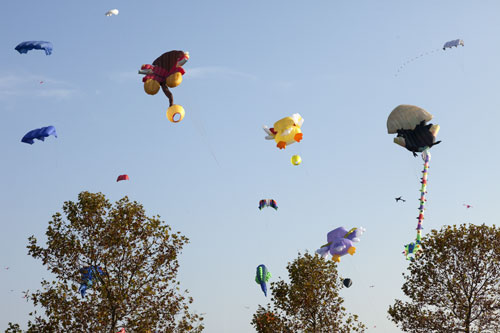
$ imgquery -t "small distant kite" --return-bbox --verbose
[443,39,464,50]
[39,81,44,84]
[116,174,129,182]
[255,264,271,296]
[263,114,304,149]
[396,39,464,76]
[21,126,57,144]
[78,266,106,298]
[369,285,375,288]
[316,227,365,262]
[258,199,278,210]
[343,278,352,288]
[15,41,53,56]
[395,196,406,202]
[463,204,473,209]
[105,9,119,16]
[4,267,9,270]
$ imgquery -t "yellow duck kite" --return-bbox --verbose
[263,113,304,149]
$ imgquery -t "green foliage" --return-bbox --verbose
[388,223,500,333]
[9,191,203,333]
[251,252,366,333]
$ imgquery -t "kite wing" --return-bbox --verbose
[15,41,53,55]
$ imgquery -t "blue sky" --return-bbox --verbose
[1,1,499,332]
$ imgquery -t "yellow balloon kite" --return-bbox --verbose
[291,155,301,166]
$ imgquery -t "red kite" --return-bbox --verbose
[116,175,129,182]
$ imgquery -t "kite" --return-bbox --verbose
[258,199,278,210]
[291,155,302,166]
[316,227,366,262]
[255,264,271,296]
[395,196,406,202]
[387,105,440,157]
[21,126,57,144]
[105,9,119,16]
[78,266,106,298]
[388,105,440,260]
[263,113,304,149]
[343,278,352,288]
[443,39,464,50]
[395,39,464,76]
[139,50,189,123]
[116,174,129,182]
[15,41,53,55]
[116,329,125,333]
[463,204,473,209]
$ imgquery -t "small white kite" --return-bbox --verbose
[105,9,119,16]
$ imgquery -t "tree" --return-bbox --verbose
[388,223,500,333]
[251,252,366,333]
[7,191,203,333]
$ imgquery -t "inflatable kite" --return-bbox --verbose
[316,227,365,262]
[15,41,53,55]
[258,199,278,210]
[443,39,464,50]
[116,174,129,182]
[263,113,304,149]
[255,264,271,296]
[388,105,440,260]
[105,9,119,16]
[21,126,57,144]
[396,38,464,76]
[78,266,106,298]
[343,278,352,288]
[139,50,189,123]
[387,105,440,157]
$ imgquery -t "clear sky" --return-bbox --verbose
[1,1,499,332]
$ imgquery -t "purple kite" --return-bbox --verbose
[316,227,366,262]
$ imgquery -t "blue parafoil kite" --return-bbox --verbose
[78,266,106,298]
[255,264,271,296]
[21,126,57,144]
[15,41,53,55]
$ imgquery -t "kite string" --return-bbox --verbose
[188,109,221,168]
[395,48,441,77]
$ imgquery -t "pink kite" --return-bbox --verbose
[116,175,129,182]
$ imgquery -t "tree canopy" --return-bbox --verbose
[388,223,500,333]
[7,191,203,333]
[251,252,366,333]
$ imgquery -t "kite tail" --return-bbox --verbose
[260,282,267,297]
[405,149,430,260]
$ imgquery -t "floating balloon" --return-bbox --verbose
[15,41,53,55]
[291,155,301,166]
[263,114,304,149]
[316,227,365,262]
[343,278,352,288]
[255,264,271,296]
[21,126,57,144]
